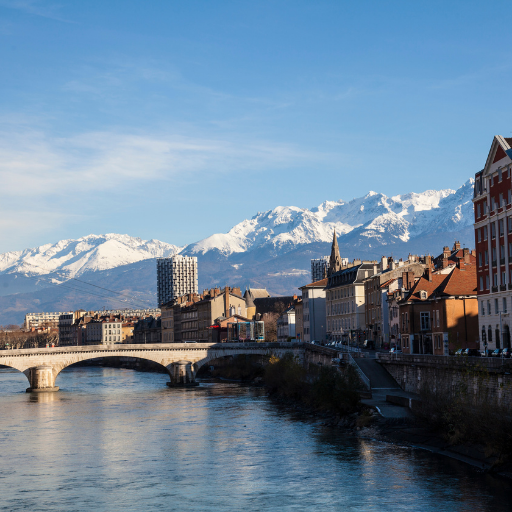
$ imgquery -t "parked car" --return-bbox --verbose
[390,347,402,354]
[463,348,480,357]
[454,349,463,356]
[480,349,493,357]
[491,349,503,357]
[502,348,512,358]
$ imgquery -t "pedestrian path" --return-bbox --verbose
[355,352,418,419]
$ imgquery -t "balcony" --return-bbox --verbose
[492,260,497,267]
[492,286,499,292]
[501,285,507,291]
[509,284,512,290]
[501,258,506,265]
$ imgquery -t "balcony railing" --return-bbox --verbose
[492,286,499,292]
[501,285,507,291]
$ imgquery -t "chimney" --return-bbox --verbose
[425,255,432,268]
[463,248,470,263]
[224,286,230,316]
[390,260,396,270]
[402,271,415,290]
[443,246,450,259]
[453,241,461,251]
[425,268,432,281]
[381,256,388,272]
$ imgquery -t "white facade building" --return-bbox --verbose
[157,255,198,307]
[25,311,71,330]
[299,279,327,343]
[277,307,296,342]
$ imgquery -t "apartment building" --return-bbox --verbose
[399,258,478,355]
[299,279,327,343]
[326,261,377,344]
[133,316,161,344]
[473,135,512,350]
[364,256,427,348]
[277,306,296,342]
[196,287,247,341]
[157,255,198,307]
[311,257,329,282]
[25,311,71,330]
[294,299,303,342]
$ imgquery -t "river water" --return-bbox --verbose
[0,366,510,512]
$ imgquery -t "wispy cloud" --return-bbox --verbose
[0,0,76,23]
[0,125,334,198]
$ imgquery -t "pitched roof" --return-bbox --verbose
[438,263,477,296]
[246,288,271,299]
[404,263,476,302]
[301,278,328,288]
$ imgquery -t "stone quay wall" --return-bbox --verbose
[378,353,512,407]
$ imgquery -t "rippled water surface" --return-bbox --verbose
[0,366,510,511]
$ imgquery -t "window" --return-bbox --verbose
[492,222,496,239]
[481,301,485,315]
[479,253,482,266]
[492,247,497,265]
[494,273,498,286]
[484,226,488,240]
[484,250,489,265]
[492,197,496,211]
[477,203,481,218]
[436,310,440,327]
[478,229,482,243]
[504,298,508,313]
[479,276,484,290]
[420,312,430,331]
[488,327,493,343]
[500,219,505,237]
[499,168,503,182]
[500,193,504,207]
[509,190,512,205]
[503,272,507,285]
[501,245,506,262]
[495,298,499,314]
[488,300,491,314]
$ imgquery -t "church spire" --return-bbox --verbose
[328,229,342,276]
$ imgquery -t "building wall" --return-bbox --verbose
[157,255,198,307]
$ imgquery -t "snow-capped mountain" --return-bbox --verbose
[0,180,475,325]
[0,234,180,281]
[184,179,474,255]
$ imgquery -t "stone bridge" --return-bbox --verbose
[0,342,305,392]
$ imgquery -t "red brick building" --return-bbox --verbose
[473,136,512,350]
[399,253,478,355]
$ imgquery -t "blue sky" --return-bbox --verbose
[1,0,511,253]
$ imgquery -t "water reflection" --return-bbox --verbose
[0,367,510,512]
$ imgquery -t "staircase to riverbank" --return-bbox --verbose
[355,352,416,419]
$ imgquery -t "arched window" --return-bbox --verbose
[488,327,493,343]
[482,326,486,344]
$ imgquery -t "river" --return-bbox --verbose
[0,366,510,511]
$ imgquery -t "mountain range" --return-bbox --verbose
[0,179,475,325]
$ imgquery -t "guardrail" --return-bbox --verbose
[377,352,512,373]
[349,354,371,390]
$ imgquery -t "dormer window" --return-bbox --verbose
[419,290,428,300]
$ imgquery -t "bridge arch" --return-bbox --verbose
[52,355,172,385]
[0,343,306,392]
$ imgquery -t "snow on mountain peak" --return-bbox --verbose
[0,234,181,278]
[184,181,474,256]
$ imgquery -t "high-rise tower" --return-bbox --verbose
[157,255,198,307]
